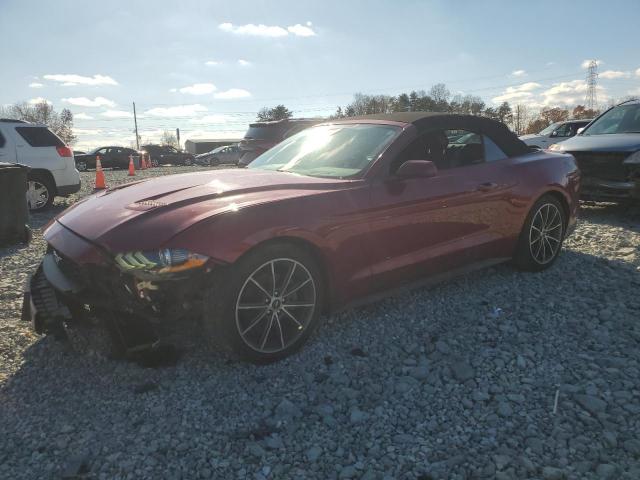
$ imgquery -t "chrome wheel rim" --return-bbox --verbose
[529,203,563,265]
[76,161,87,171]
[26,180,49,210]
[235,258,316,354]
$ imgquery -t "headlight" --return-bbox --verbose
[115,248,208,274]
[548,143,564,152]
[623,151,640,165]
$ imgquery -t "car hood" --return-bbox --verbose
[54,168,350,253]
[555,134,640,152]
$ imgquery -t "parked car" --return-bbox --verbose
[75,146,140,171]
[141,144,194,166]
[195,144,241,166]
[23,113,579,363]
[550,99,640,202]
[519,119,592,149]
[237,118,321,167]
[0,119,80,210]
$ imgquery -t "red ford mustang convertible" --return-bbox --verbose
[23,113,580,362]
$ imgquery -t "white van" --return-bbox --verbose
[0,119,81,210]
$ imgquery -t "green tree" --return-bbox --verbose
[257,104,293,121]
[497,102,513,125]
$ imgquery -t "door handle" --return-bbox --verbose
[477,182,498,192]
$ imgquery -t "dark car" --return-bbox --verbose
[23,113,579,363]
[237,118,321,167]
[195,144,241,166]
[75,146,140,171]
[141,144,194,166]
[550,99,640,202]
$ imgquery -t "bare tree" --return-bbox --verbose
[1,100,76,144]
[160,130,178,147]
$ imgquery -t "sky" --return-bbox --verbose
[1,0,639,150]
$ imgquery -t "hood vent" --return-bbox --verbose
[126,200,168,211]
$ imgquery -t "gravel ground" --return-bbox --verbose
[1,166,639,480]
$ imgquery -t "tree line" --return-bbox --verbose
[257,83,604,136]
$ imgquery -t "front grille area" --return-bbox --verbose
[568,151,631,182]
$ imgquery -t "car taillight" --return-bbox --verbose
[56,146,73,157]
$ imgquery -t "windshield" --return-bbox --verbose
[244,125,284,141]
[538,122,560,135]
[583,104,640,135]
[248,124,400,178]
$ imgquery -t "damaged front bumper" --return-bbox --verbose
[21,223,213,355]
[580,176,640,201]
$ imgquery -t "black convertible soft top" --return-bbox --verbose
[344,112,530,158]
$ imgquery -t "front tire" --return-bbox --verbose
[205,243,324,363]
[513,194,566,271]
[26,173,55,211]
[76,161,87,172]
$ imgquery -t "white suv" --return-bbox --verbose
[0,119,81,210]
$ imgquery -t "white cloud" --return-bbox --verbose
[599,70,630,79]
[491,82,542,103]
[74,128,102,135]
[205,60,221,66]
[219,22,316,37]
[539,79,607,107]
[190,114,228,124]
[581,59,603,69]
[62,96,116,108]
[43,74,118,86]
[238,59,251,67]
[287,24,316,37]
[74,113,94,120]
[511,70,526,77]
[101,110,132,118]
[144,104,208,117]
[28,97,51,105]
[214,88,251,99]
[29,82,44,88]
[636,68,640,77]
[177,83,217,95]
[219,22,287,37]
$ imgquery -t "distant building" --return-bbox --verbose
[184,138,242,155]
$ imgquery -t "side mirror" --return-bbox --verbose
[396,160,438,179]
[577,127,585,134]
[550,131,558,138]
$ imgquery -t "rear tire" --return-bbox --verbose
[26,173,55,211]
[204,243,324,363]
[513,194,566,272]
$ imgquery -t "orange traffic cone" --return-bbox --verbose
[128,155,136,176]
[95,155,106,189]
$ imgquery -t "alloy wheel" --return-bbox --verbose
[76,161,87,171]
[26,180,50,210]
[529,203,563,265]
[235,258,316,354]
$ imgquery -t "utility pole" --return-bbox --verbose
[176,128,180,150]
[585,60,599,110]
[133,102,140,150]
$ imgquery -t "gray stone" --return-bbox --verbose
[451,361,475,382]
[306,446,322,462]
[595,464,616,479]
[541,466,564,480]
[574,394,607,415]
[497,402,513,418]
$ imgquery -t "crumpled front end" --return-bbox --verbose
[21,220,214,356]
[568,150,640,201]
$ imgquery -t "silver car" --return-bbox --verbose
[195,144,241,166]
